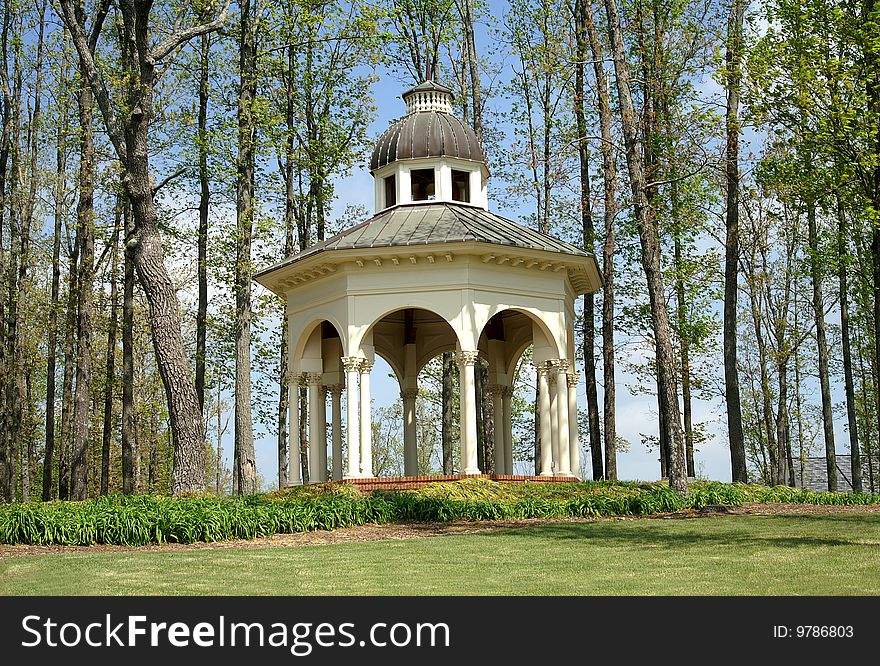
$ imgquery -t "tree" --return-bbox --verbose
[56,0,233,495]
[602,0,688,492]
[723,0,748,483]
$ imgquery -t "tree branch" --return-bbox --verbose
[152,166,190,195]
[53,0,127,161]
[150,0,233,63]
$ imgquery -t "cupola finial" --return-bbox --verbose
[402,80,455,115]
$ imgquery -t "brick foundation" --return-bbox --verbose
[301,474,580,492]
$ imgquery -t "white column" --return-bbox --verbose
[359,359,374,477]
[457,351,481,475]
[554,361,572,476]
[317,386,328,482]
[549,371,560,474]
[402,388,419,476]
[342,358,361,479]
[502,386,514,476]
[306,372,322,483]
[330,384,343,481]
[288,375,302,486]
[567,372,581,480]
[538,365,553,476]
[491,385,505,474]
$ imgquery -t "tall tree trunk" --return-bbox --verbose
[121,192,138,494]
[808,201,836,491]
[45,47,69,501]
[867,0,880,480]
[58,0,217,497]
[278,43,297,490]
[0,0,12,502]
[603,0,687,492]
[59,234,79,500]
[775,352,790,486]
[441,351,454,474]
[837,197,861,492]
[100,195,121,495]
[2,16,23,502]
[195,33,210,412]
[575,0,602,480]
[674,227,695,477]
[723,0,748,483]
[234,0,257,495]
[585,3,617,480]
[456,0,482,146]
[70,0,96,500]
[16,2,45,502]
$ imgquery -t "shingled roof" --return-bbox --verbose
[254,202,588,279]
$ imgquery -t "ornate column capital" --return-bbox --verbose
[455,350,481,367]
[358,358,375,373]
[304,371,323,386]
[536,362,557,383]
[566,370,579,386]
[489,384,510,398]
[401,388,420,402]
[328,383,344,397]
[341,356,362,372]
[549,358,570,374]
[501,385,515,399]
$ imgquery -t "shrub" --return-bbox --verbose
[1,480,877,547]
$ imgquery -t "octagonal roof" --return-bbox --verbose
[255,202,588,281]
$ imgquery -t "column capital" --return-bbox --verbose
[327,383,344,397]
[549,358,570,374]
[304,371,323,385]
[488,384,507,397]
[535,362,553,379]
[455,350,481,367]
[500,385,515,398]
[401,388,419,401]
[567,370,579,384]
[358,358,375,373]
[341,356,363,372]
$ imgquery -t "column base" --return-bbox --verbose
[463,468,482,475]
[554,470,572,477]
[343,473,363,480]
[539,471,555,477]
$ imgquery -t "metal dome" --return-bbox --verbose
[369,82,487,173]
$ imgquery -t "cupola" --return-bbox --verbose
[370,81,489,211]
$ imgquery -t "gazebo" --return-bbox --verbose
[254,81,602,485]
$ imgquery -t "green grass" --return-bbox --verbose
[4,513,880,595]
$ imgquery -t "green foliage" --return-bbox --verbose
[3,479,878,546]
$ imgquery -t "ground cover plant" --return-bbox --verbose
[1,479,879,548]
[4,514,880,595]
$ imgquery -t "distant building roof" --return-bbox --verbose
[792,454,880,493]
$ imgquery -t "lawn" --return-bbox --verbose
[3,513,880,595]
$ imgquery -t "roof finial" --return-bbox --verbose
[402,80,455,115]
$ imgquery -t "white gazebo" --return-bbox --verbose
[254,81,602,484]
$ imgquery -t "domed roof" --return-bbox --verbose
[369,81,487,173]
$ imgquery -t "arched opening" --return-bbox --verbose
[289,319,346,485]
[365,307,459,477]
[476,309,578,478]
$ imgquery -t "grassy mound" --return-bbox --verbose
[1,479,877,547]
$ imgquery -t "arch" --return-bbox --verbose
[477,305,563,361]
[291,314,346,366]
[350,303,467,356]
